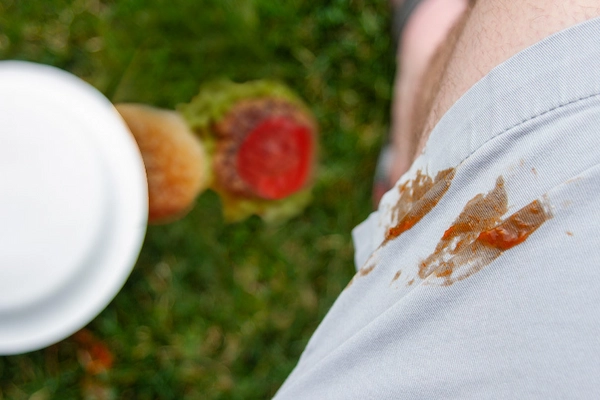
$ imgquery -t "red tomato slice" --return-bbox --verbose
[236,116,314,199]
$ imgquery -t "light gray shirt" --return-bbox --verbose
[276,17,600,399]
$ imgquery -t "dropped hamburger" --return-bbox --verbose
[117,80,317,224]
[180,80,318,223]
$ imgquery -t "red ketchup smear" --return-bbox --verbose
[477,200,546,251]
[236,116,313,200]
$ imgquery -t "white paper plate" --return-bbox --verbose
[0,61,148,354]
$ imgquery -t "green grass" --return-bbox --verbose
[0,0,394,398]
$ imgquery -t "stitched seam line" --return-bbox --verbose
[458,91,600,166]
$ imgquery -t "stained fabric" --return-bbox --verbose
[275,17,600,399]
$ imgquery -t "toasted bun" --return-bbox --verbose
[116,103,207,223]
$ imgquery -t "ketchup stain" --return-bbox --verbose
[345,276,355,290]
[418,177,551,285]
[385,168,455,243]
[349,170,455,288]
[477,200,547,250]
[345,262,376,289]
[360,263,376,276]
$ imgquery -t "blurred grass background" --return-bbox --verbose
[0,0,394,398]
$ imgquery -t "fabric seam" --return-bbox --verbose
[457,91,600,167]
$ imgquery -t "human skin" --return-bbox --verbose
[390,0,600,183]
[389,0,469,184]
